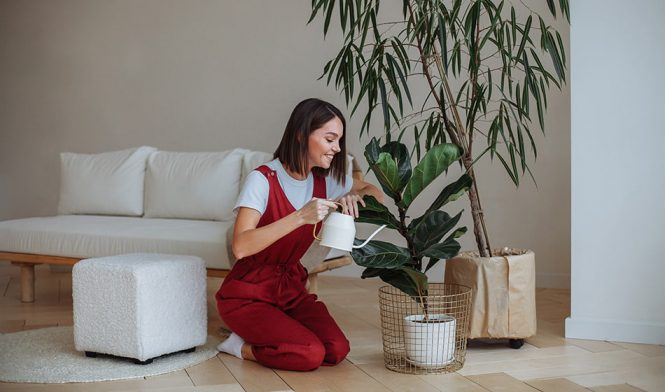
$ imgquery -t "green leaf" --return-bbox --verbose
[308,0,328,24]
[427,173,472,212]
[369,152,401,201]
[515,15,532,62]
[351,240,411,269]
[364,137,381,164]
[546,0,556,17]
[410,210,463,254]
[356,195,401,230]
[361,267,428,298]
[381,141,412,192]
[323,0,336,37]
[401,143,463,209]
[424,257,439,273]
[420,240,462,260]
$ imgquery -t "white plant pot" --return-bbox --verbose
[403,314,456,368]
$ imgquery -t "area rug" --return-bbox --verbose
[0,326,220,383]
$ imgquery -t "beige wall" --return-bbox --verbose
[0,0,570,287]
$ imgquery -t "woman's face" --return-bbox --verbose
[307,116,343,171]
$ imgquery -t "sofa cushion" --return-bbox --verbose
[57,146,156,216]
[144,149,244,221]
[238,149,273,180]
[0,215,233,269]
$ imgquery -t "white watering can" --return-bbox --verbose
[314,205,387,252]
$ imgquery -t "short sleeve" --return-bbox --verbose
[234,170,269,215]
[326,174,353,201]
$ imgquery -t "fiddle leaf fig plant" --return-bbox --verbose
[351,138,471,297]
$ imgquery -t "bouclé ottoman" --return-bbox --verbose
[72,253,207,364]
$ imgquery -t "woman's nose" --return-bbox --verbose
[332,143,341,152]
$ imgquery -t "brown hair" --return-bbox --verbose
[274,98,347,186]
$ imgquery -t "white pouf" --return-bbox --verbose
[72,253,207,363]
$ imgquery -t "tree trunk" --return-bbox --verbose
[462,157,491,257]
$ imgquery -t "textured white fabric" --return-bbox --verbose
[72,254,207,362]
[0,215,233,269]
[0,327,219,383]
[58,146,156,216]
[144,149,244,221]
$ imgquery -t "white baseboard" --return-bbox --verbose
[536,272,570,288]
[565,316,665,344]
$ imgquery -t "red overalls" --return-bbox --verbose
[215,165,350,371]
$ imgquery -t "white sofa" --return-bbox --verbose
[0,146,353,302]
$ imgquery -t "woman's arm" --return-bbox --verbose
[232,198,337,260]
[337,179,385,218]
[351,179,384,203]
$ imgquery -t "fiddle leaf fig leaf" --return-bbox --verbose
[381,141,412,192]
[351,240,410,269]
[420,237,463,260]
[401,144,463,209]
[364,137,382,165]
[356,196,400,229]
[361,266,428,298]
[427,174,472,212]
[409,210,463,254]
[367,152,402,201]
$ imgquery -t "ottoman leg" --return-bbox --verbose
[509,338,525,349]
[181,347,196,354]
[133,358,154,365]
[85,351,98,358]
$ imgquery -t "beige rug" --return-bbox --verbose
[0,326,219,383]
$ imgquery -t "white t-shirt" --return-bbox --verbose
[234,158,353,215]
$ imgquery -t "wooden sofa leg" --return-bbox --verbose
[308,273,319,294]
[18,263,36,303]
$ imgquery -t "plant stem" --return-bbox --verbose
[463,156,492,257]
[398,206,420,270]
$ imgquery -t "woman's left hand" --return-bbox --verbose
[337,192,366,218]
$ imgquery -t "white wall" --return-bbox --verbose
[566,0,665,344]
[0,0,570,287]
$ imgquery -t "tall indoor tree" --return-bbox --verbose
[309,0,569,257]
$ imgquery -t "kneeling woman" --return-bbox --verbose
[215,98,384,371]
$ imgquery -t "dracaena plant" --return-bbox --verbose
[351,137,471,297]
[310,0,569,258]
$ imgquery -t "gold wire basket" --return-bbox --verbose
[378,283,472,374]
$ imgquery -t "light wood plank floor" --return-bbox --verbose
[1,262,663,391]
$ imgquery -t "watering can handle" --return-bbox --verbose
[352,225,387,248]
[312,201,346,240]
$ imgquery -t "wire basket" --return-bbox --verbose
[378,283,472,374]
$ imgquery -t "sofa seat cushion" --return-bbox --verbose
[0,215,233,269]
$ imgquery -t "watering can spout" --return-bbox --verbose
[352,225,387,249]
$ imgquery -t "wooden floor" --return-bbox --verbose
[1,262,664,392]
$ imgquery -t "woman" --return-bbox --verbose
[215,98,384,371]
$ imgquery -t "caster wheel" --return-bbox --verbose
[509,339,524,349]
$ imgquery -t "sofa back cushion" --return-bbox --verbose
[58,146,156,216]
[238,149,273,180]
[144,149,244,221]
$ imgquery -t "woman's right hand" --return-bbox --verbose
[297,197,338,225]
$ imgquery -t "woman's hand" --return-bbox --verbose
[337,192,366,218]
[297,197,338,224]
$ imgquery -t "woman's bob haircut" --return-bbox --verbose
[274,98,347,186]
